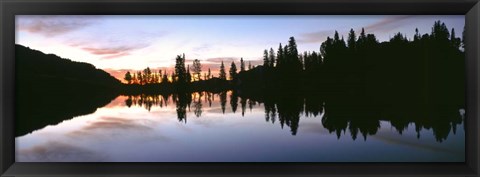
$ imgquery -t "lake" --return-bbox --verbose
[15,91,465,162]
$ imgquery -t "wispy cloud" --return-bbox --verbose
[17,16,167,60]
[65,35,156,59]
[205,57,241,63]
[364,15,413,33]
[82,46,132,55]
[192,44,213,53]
[65,116,172,144]
[297,16,414,44]
[102,53,131,60]
[17,141,107,162]
[297,30,333,44]
[17,15,100,37]
[80,44,149,59]
[372,132,462,155]
[80,117,154,132]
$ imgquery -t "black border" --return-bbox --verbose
[1,0,479,176]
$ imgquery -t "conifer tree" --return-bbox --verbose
[229,61,237,80]
[219,61,227,80]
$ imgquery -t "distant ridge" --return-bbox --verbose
[15,44,121,88]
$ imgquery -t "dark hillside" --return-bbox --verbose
[16,44,121,137]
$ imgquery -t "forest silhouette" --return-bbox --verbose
[16,21,465,141]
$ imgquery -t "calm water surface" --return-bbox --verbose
[16,91,465,162]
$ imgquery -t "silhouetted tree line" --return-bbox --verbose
[236,21,464,109]
[124,67,166,85]
[123,49,273,95]
[122,54,232,94]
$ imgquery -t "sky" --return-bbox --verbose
[16,15,465,81]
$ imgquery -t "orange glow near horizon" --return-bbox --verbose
[107,66,251,83]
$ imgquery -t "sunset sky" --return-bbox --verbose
[16,15,464,81]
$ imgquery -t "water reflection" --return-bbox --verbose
[122,90,464,142]
[16,90,465,162]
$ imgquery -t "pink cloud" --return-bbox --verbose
[17,16,99,37]
[82,47,129,55]
[101,53,131,60]
[78,45,149,59]
[205,57,240,63]
[298,30,333,44]
[364,15,413,33]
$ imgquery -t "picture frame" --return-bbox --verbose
[1,0,479,176]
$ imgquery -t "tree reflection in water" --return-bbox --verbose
[124,91,464,142]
